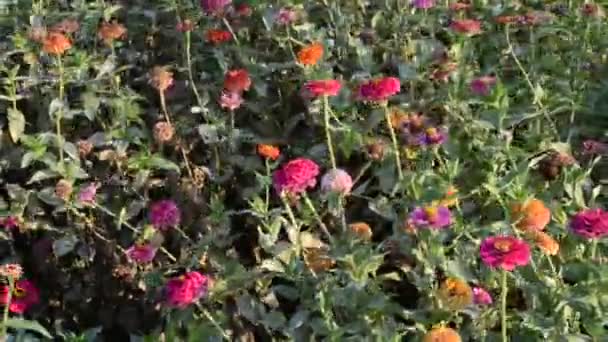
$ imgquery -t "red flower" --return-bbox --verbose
[357,77,401,102]
[235,3,253,17]
[570,208,608,239]
[450,19,482,35]
[0,279,40,314]
[302,80,341,98]
[223,69,251,93]
[164,271,209,308]
[479,236,531,271]
[273,158,320,195]
[205,29,232,44]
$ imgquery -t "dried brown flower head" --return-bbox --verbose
[153,121,175,143]
[52,18,80,34]
[77,140,94,157]
[149,66,174,93]
[55,179,73,201]
[348,222,372,241]
[98,21,127,45]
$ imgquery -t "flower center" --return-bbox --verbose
[493,239,512,253]
[424,206,439,222]
[12,286,26,298]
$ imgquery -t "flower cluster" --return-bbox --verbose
[273,158,320,195]
[164,271,209,308]
[356,77,401,102]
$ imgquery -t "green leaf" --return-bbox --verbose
[7,108,25,143]
[2,318,52,338]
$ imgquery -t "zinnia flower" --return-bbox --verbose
[0,264,23,280]
[153,121,175,143]
[176,19,195,32]
[450,19,482,35]
[205,29,232,44]
[510,199,551,231]
[42,32,72,55]
[52,18,80,34]
[417,127,447,146]
[126,243,158,263]
[569,208,608,239]
[303,248,335,274]
[224,69,251,93]
[437,277,473,310]
[0,216,19,230]
[526,230,559,256]
[297,42,324,66]
[472,287,493,305]
[98,21,127,45]
[582,140,608,155]
[408,205,452,229]
[450,2,471,11]
[235,3,252,17]
[219,90,244,111]
[349,222,373,241]
[276,7,297,25]
[357,77,401,102]
[200,0,232,15]
[479,236,531,271]
[0,279,40,314]
[77,183,98,205]
[302,80,341,98]
[470,76,496,96]
[273,158,320,195]
[149,200,181,230]
[257,144,280,160]
[320,169,353,195]
[149,66,174,93]
[422,326,462,342]
[164,271,209,308]
[412,0,435,9]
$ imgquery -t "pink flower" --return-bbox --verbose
[0,216,19,230]
[164,271,209,308]
[273,158,320,195]
[450,19,482,35]
[357,77,401,102]
[302,80,341,98]
[276,7,297,25]
[570,208,608,239]
[320,169,353,195]
[200,0,231,16]
[219,91,244,111]
[408,205,452,229]
[473,287,493,305]
[583,140,608,155]
[479,236,531,271]
[470,76,496,96]
[0,279,40,314]
[77,183,98,204]
[412,0,435,9]
[126,243,158,263]
[149,200,181,230]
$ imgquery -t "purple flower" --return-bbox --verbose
[473,287,493,305]
[126,243,158,263]
[149,200,181,230]
[276,7,297,25]
[408,205,451,229]
[570,208,608,239]
[418,127,447,146]
[77,183,98,204]
[412,0,435,9]
[470,76,497,96]
[320,169,353,195]
[219,91,243,111]
[200,0,232,15]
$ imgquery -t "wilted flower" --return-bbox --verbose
[539,151,575,180]
[149,66,174,93]
[480,236,531,271]
[349,222,373,241]
[149,200,181,230]
[276,7,298,25]
[126,243,158,263]
[437,277,473,310]
[98,21,127,45]
[154,121,175,143]
[55,179,73,201]
[297,42,324,66]
[219,90,244,111]
[273,158,320,195]
[472,287,493,305]
[320,169,353,195]
[200,0,232,16]
[52,18,80,34]
[0,279,40,314]
[303,248,335,274]
[176,19,195,32]
[357,77,401,102]
[77,139,94,157]
[511,199,551,231]
[570,208,608,239]
[470,76,496,96]
[422,326,462,342]
[450,19,482,35]
[77,183,98,205]
[302,80,342,98]
[412,0,435,9]
[164,271,209,308]
[0,264,23,280]
[408,205,452,229]
[224,69,251,93]
[205,29,232,44]
[366,140,386,161]
[42,32,72,55]
[521,11,554,25]
[526,230,559,256]
[257,144,280,160]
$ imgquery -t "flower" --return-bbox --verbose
[200,0,232,16]
[154,121,175,143]
[526,230,559,256]
[98,21,127,45]
[149,200,181,230]
[0,264,23,280]
[0,216,19,230]
[495,15,521,24]
[430,61,458,82]
[412,0,435,9]
[205,29,232,44]
[479,236,531,271]
[390,108,410,130]
[164,271,209,308]
[52,18,80,34]
[219,90,244,111]
[302,80,342,98]
[77,139,93,157]
[357,77,401,102]
[55,179,73,201]
[366,140,386,161]
[77,183,98,205]
[257,144,280,160]
[0,279,40,314]
[450,19,482,35]
[273,158,320,195]
[276,7,297,25]
[470,76,496,96]
[297,42,324,66]
[569,208,608,239]
[149,66,174,93]
[176,19,195,32]
[303,248,335,274]
[582,4,605,18]
[235,3,252,17]
[224,69,251,93]
[42,32,72,55]
[126,243,158,263]
[511,199,551,231]
[583,140,608,155]
[437,277,473,310]
[349,222,372,241]
[409,205,452,229]
[320,169,353,195]
[539,151,575,180]
[472,287,493,305]
[450,2,471,11]
[422,326,462,342]
[417,127,447,146]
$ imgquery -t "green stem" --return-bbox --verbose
[501,269,508,342]
[323,96,337,169]
[222,17,240,46]
[199,305,230,340]
[281,193,301,255]
[1,277,13,338]
[264,159,271,212]
[56,55,65,165]
[591,239,598,261]
[384,105,403,182]
[185,31,205,116]
[302,193,333,243]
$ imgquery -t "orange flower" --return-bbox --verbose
[42,32,72,55]
[98,21,127,45]
[494,15,521,24]
[149,66,174,93]
[348,222,372,241]
[390,108,410,129]
[423,326,462,342]
[205,29,232,44]
[437,277,473,311]
[526,230,559,256]
[257,144,280,160]
[511,198,551,231]
[297,42,324,66]
[303,248,335,274]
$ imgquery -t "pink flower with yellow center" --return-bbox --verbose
[409,205,452,229]
[479,236,530,271]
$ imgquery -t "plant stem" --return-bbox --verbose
[383,105,403,182]
[302,193,333,243]
[56,55,65,165]
[159,91,171,124]
[501,269,508,342]
[199,305,230,340]
[185,31,205,116]
[222,17,239,46]
[1,276,13,338]
[323,96,337,169]
[264,159,271,211]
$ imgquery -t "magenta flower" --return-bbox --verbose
[0,279,40,314]
[583,140,608,156]
[416,127,447,146]
[273,158,320,195]
[320,169,353,195]
[200,0,231,15]
[570,208,608,239]
[479,236,531,271]
[0,216,19,230]
[77,183,98,205]
[126,243,158,263]
[302,80,342,98]
[276,7,297,25]
[408,205,452,229]
[164,271,209,308]
[357,77,401,102]
[470,76,496,96]
[412,0,435,9]
[149,200,181,230]
[219,90,244,111]
[473,287,493,305]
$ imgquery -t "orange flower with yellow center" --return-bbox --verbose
[348,222,372,241]
[423,326,462,342]
[437,278,473,311]
[511,198,551,231]
[526,230,559,256]
[257,144,280,160]
[98,21,127,45]
[42,32,72,55]
[297,42,324,66]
